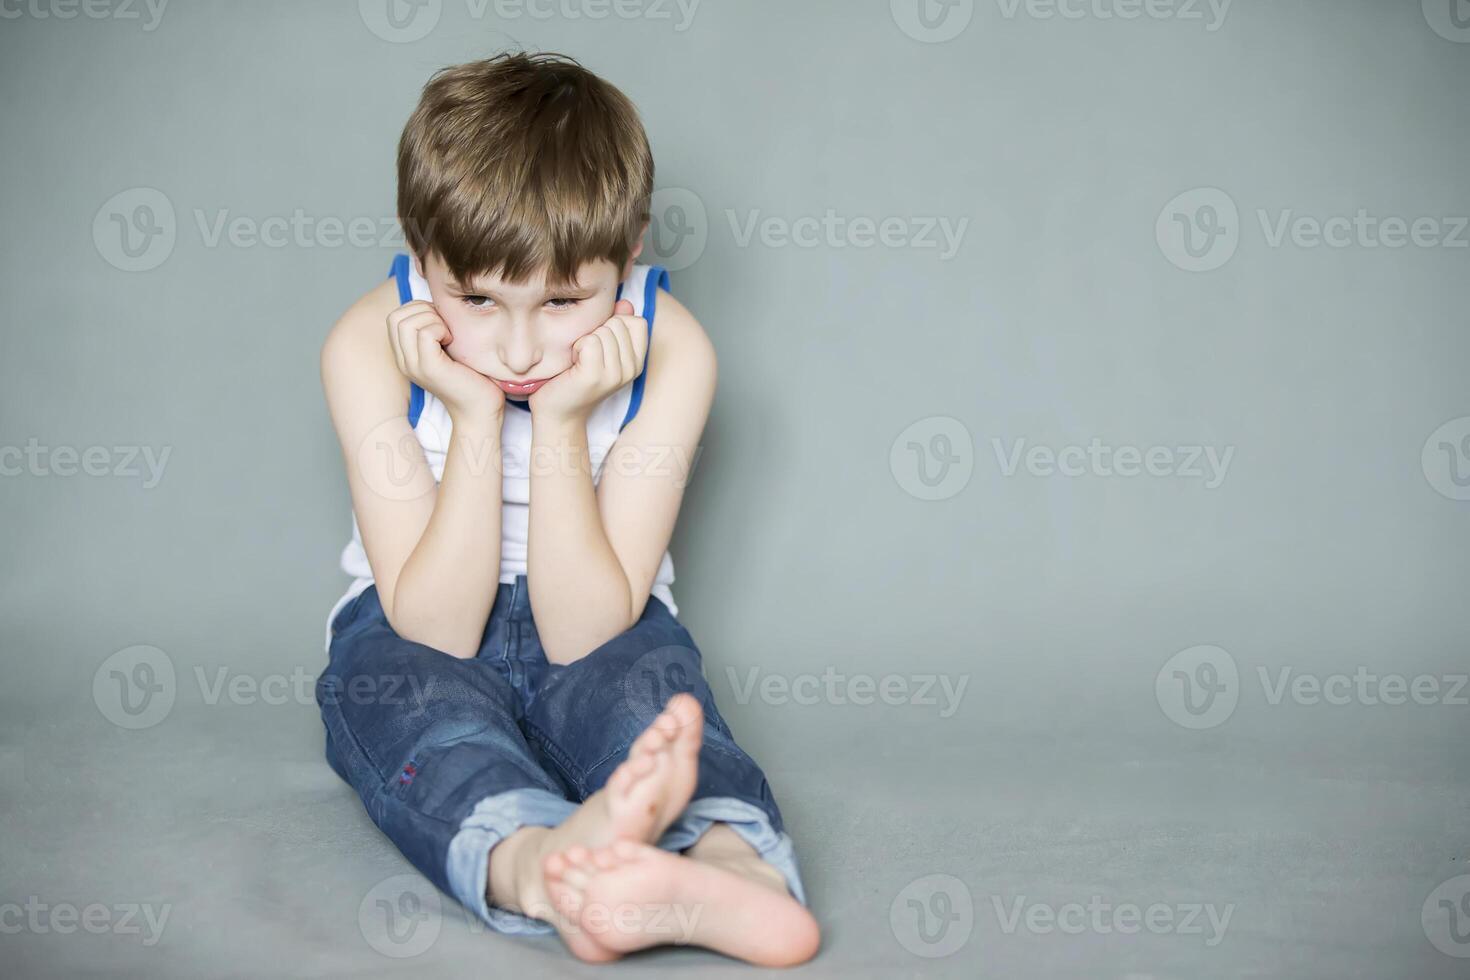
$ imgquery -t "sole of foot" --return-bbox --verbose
[544,838,820,967]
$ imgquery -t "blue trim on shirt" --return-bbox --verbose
[388,255,428,428]
[390,253,413,304]
[620,267,668,432]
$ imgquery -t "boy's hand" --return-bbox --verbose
[387,301,505,424]
[529,299,648,423]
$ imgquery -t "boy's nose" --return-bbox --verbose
[499,324,543,375]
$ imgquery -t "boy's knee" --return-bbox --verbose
[318,637,510,724]
[593,639,712,725]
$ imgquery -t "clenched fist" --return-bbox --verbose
[386,300,505,424]
[529,299,649,423]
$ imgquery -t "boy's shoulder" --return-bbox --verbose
[323,276,398,356]
[319,277,405,408]
[636,283,717,421]
[646,283,711,352]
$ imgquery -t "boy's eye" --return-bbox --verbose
[545,298,579,310]
[461,294,493,309]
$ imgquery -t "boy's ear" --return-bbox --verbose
[626,219,650,270]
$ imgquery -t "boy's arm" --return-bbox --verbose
[321,280,505,659]
[527,289,716,665]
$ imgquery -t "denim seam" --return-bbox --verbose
[321,687,388,780]
[518,716,590,797]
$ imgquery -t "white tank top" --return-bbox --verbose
[324,254,678,651]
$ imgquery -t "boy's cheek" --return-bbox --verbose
[442,337,494,373]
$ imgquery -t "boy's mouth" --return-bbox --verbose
[493,376,550,396]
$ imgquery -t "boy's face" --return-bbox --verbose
[416,248,639,399]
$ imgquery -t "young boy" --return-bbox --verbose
[315,52,820,966]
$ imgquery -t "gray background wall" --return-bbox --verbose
[2,1,1467,977]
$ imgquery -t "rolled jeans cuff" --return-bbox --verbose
[447,788,579,935]
[657,797,808,907]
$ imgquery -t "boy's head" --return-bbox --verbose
[396,51,654,385]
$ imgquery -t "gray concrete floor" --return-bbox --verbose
[2,684,1465,979]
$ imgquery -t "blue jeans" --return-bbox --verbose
[316,575,806,935]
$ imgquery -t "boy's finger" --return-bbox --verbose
[605,318,636,378]
[614,298,634,316]
[415,325,451,368]
[388,300,435,327]
[629,315,648,369]
[386,320,407,376]
[417,320,451,347]
[573,332,599,367]
[600,324,621,377]
[394,320,419,376]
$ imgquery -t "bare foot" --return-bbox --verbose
[490,695,704,934]
[533,691,701,857]
[604,692,703,844]
[544,839,821,967]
